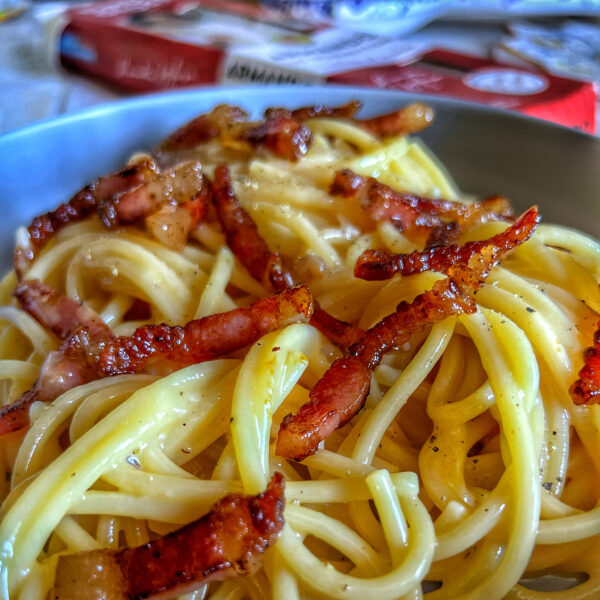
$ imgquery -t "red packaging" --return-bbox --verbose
[59,0,597,133]
[331,49,597,133]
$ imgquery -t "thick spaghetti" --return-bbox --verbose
[0,102,599,600]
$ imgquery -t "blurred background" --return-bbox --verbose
[1,0,599,135]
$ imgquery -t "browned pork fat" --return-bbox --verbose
[90,285,314,376]
[212,165,364,348]
[330,169,512,247]
[354,203,537,281]
[14,158,158,278]
[277,207,540,461]
[359,102,435,137]
[570,322,600,405]
[54,474,285,600]
[0,285,313,436]
[158,101,435,163]
[0,279,113,436]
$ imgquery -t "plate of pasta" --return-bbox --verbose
[0,86,599,600]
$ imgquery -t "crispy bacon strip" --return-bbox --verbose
[0,285,312,436]
[331,169,513,247]
[570,323,600,405]
[54,473,285,600]
[276,279,474,461]
[161,103,314,161]
[161,102,362,161]
[212,166,363,347]
[87,285,314,377]
[161,104,250,152]
[14,158,158,278]
[0,352,96,436]
[359,102,434,138]
[264,100,362,121]
[14,279,112,341]
[159,101,433,163]
[98,161,209,229]
[309,306,363,349]
[213,165,292,293]
[355,207,539,281]
[246,101,363,161]
[276,207,540,460]
[242,117,312,162]
[14,159,210,277]
[0,280,113,436]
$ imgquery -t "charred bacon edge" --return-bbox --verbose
[90,285,314,377]
[98,162,209,231]
[14,159,158,279]
[276,206,540,461]
[354,205,538,281]
[53,473,285,600]
[330,169,514,247]
[212,165,364,348]
[159,100,435,162]
[0,286,313,436]
[570,322,600,405]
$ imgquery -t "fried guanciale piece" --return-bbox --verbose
[14,279,112,341]
[570,322,600,405]
[14,158,158,278]
[309,306,364,350]
[276,206,540,460]
[260,101,431,148]
[160,104,251,152]
[0,352,96,436]
[331,169,513,247]
[87,285,314,377]
[359,102,435,137]
[161,103,313,161]
[355,206,538,281]
[53,473,285,600]
[242,117,312,162]
[264,100,362,121]
[212,166,363,347]
[0,285,312,436]
[98,161,209,229]
[212,165,293,293]
[244,101,363,161]
[0,279,113,436]
[160,102,362,162]
[159,101,433,163]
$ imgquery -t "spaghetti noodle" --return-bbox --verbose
[0,101,599,600]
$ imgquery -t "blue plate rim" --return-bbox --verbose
[0,83,596,145]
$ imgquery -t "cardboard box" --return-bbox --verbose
[59,0,597,133]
